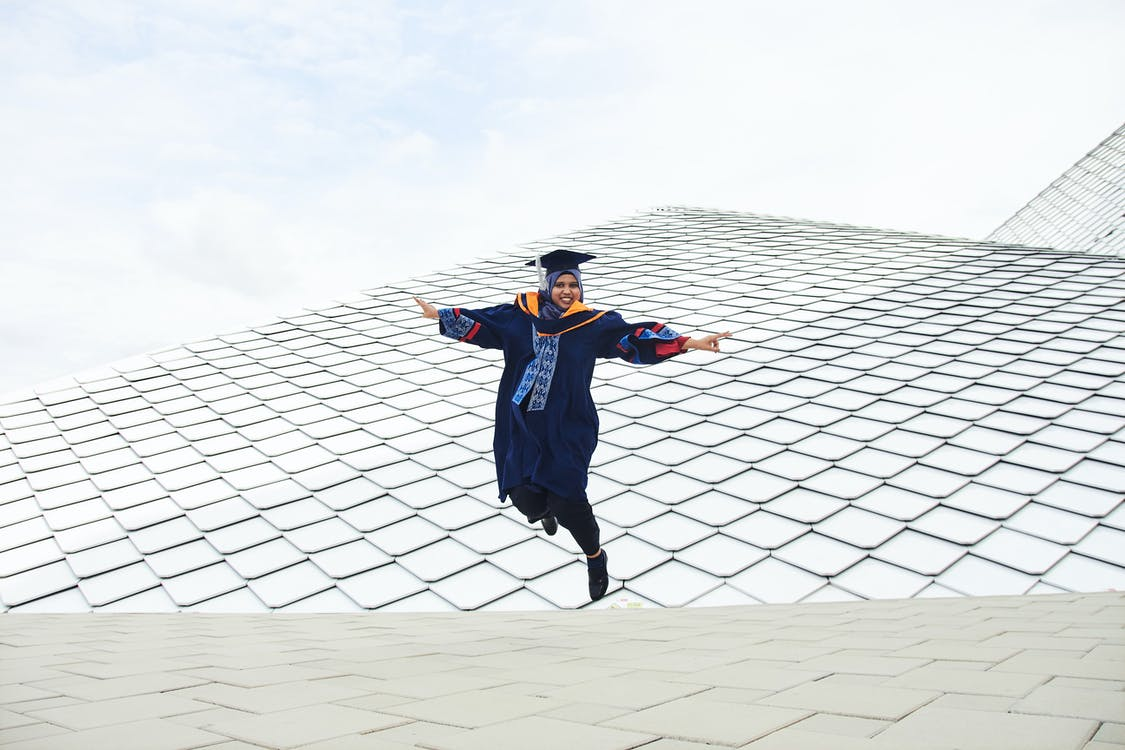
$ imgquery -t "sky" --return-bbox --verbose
[1,0,1123,396]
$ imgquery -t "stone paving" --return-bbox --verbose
[1,592,1123,749]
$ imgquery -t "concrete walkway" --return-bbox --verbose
[1,593,1123,749]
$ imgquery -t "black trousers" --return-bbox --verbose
[508,484,601,556]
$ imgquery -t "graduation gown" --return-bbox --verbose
[438,292,687,502]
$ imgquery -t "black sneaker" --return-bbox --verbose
[587,549,609,601]
[541,516,558,536]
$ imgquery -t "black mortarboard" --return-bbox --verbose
[525,249,597,274]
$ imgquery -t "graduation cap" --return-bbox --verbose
[526,250,597,288]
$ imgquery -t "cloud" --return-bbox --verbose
[1,0,1124,394]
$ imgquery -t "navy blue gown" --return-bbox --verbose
[438,292,687,502]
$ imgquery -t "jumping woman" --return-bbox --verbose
[414,250,731,602]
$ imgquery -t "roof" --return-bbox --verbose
[1,206,1124,612]
[986,122,1125,257]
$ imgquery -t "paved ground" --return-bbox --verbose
[0,592,1122,749]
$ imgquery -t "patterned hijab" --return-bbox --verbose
[539,269,583,320]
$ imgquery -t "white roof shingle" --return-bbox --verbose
[1,206,1123,611]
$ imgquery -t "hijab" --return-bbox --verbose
[539,269,583,320]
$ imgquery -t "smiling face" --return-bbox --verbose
[550,273,581,309]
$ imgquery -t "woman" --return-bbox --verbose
[414,250,730,602]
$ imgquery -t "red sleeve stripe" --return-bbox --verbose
[461,322,482,342]
[652,322,665,332]
[654,337,687,357]
[453,308,461,317]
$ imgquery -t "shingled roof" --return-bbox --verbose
[2,207,1124,612]
[987,122,1124,257]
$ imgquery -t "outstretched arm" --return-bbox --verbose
[412,294,508,350]
[680,332,732,353]
[599,312,732,364]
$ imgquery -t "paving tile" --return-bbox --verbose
[797,650,929,677]
[539,700,635,725]
[179,664,336,689]
[644,736,766,750]
[371,673,505,700]
[162,703,260,730]
[0,723,72,746]
[696,686,774,705]
[30,672,207,701]
[0,709,39,730]
[1012,683,1125,722]
[422,716,655,750]
[1093,724,1125,744]
[22,692,206,730]
[206,704,408,748]
[870,705,1097,750]
[382,690,561,728]
[352,719,463,747]
[0,684,60,704]
[993,653,1125,681]
[294,732,433,749]
[604,694,810,745]
[672,661,827,692]
[791,712,891,737]
[1088,644,1125,661]
[543,676,708,710]
[0,718,227,750]
[757,677,940,720]
[927,692,1018,712]
[883,664,1046,697]
[185,679,368,713]
[744,727,880,749]
[892,640,1019,663]
[979,633,1102,652]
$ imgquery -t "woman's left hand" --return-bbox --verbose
[683,332,732,353]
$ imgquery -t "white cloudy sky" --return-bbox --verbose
[1,0,1122,396]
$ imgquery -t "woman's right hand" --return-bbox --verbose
[413,296,439,319]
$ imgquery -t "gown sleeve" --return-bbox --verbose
[596,311,690,364]
[437,305,511,350]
